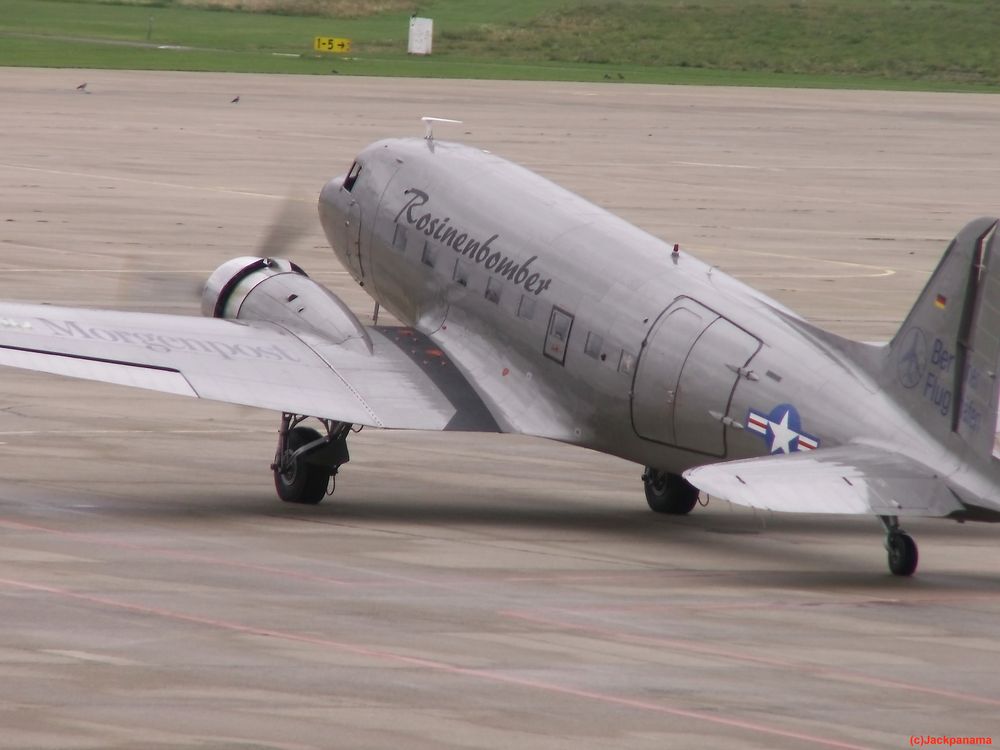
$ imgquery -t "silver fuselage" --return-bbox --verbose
[319,138,1000,511]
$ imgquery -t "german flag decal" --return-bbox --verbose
[934,294,947,310]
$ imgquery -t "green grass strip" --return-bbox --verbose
[1,0,998,91]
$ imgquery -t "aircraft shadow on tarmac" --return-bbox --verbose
[43,488,1000,590]
[107,487,996,538]
[42,481,997,542]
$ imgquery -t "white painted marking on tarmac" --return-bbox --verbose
[0,268,349,277]
[739,249,896,278]
[702,247,895,279]
[0,162,301,201]
[43,649,141,666]
[675,160,777,171]
[0,429,268,436]
[0,268,212,274]
[16,268,209,273]
[674,160,994,173]
[738,270,895,279]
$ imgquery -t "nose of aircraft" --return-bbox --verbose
[319,174,347,215]
[318,174,346,225]
[318,174,352,267]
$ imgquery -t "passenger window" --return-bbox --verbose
[544,307,574,365]
[584,331,603,359]
[392,224,407,252]
[421,241,437,268]
[517,295,535,320]
[619,350,636,375]
[485,276,502,304]
[453,259,470,287]
[343,161,362,192]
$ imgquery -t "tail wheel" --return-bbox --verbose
[274,426,330,505]
[643,469,699,515]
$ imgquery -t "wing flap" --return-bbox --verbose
[0,345,197,398]
[683,445,964,517]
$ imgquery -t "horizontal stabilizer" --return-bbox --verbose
[684,445,964,517]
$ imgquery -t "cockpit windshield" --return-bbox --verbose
[343,161,362,192]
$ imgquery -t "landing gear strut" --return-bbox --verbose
[271,413,351,504]
[879,515,918,577]
[641,467,699,515]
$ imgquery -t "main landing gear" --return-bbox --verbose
[271,413,352,504]
[641,467,700,515]
[880,515,918,577]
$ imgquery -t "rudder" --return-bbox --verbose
[885,217,1000,458]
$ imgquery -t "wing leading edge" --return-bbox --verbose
[683,445,965,517]
[0,302,498,432]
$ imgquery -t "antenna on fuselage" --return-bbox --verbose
[422,116,463,140]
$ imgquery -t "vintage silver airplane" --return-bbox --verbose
[1,125,997,576]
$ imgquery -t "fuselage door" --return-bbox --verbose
[631,297,760,457]
[631,300,711,445]
[673,317,761,456]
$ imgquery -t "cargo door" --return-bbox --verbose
[631,299,714,445]
[674,317,761,456]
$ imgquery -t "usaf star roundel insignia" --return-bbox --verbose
[746,404,819,455]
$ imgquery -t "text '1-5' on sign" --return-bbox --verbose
[314,37,351,54]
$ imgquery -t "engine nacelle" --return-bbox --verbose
[202,257,372,352]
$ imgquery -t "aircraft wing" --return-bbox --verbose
[683,445,964,517]
[0,302,498,432]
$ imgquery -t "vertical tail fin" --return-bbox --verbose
[885,217,1000,459]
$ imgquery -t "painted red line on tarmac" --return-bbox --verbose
[0,515,493,594]
[504,574,654,583]
[501,610,1000,709]
[540,589,1000,612]
[653,596,1000,611]
[0,517,358,587]
[0,576,872,750]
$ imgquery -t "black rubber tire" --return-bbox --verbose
[643,469,699,515]
[887,533,918,577]
[274,426,330,505]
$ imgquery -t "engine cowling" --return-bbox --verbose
[202,257,372,352]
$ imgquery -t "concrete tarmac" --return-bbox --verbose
[1,68,999,749]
